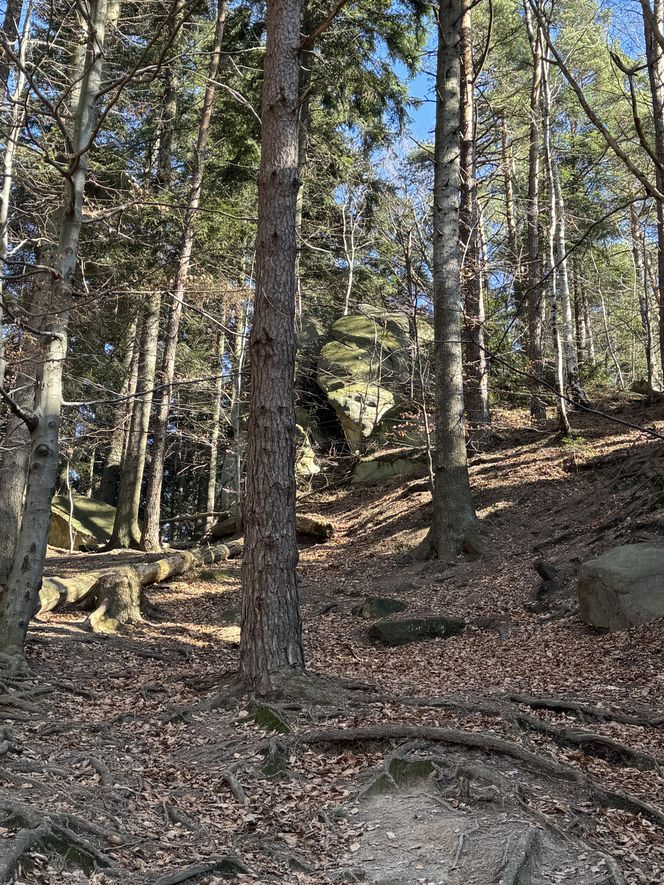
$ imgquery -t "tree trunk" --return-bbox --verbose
[239,0,305,693]
[141,0,228,551]
[206,317,227,531]
[110,290,160,548]
[420,0,480,560]
[0,0,30,386]
[643,0,664,374]
[39,543,242,615]
[459,1,490,441]
[501,113,524,349]
[630,202,658,389]
[541,58,570,434]
[0,0,112,660]
[0,0,22,98]
[98,312,139,506]
[524,5,546,423]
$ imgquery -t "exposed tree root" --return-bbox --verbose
[296,724,664,827]
[505,692,664,727]
[0,798,122,843]
[152,856,249,885]
[396,693,664,771]
[0,820,116,882]
[498,829,539,885]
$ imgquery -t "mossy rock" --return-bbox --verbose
[250,703,291,734]
[352,449,427,485]
[368,616,466,646]
[296,424,320,478]
[352,596,408,620]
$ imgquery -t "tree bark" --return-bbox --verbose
[541,57,570,434]
[459,1,490,440]
[0,0,112,660]
[643,0,664,373]
[421,0,480,560]
[98,312,139,506]
[110,290,160,548]
[524,3,546,423]
[205,317,227,532]
[239,0,305,693]
[141,0,229,551]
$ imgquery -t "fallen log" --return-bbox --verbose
[207,514,334,542]
[38,542,243,626]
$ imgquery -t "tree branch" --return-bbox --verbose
[0,387,38,431]
[300,0,352,51]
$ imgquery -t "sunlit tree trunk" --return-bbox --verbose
[524,3,546,422]
[420,0,480,560]
[0,0,113,659]
[459,1,490,441]
[98,312,139,506]
[110,290,160,547]
[643,0,664,372]
[205,315,227,531]
[141,0,229,550]
[239,0,305,692]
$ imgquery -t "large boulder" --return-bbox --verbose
[49,496,116,550]
[577,544,664,631]
[352,448,428,484]
[317,310,431,451]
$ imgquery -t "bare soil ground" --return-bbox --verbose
[2,397,664,884]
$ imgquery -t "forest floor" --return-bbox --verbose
[2,396,664,884]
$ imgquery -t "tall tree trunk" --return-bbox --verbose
[239,0,305,693]
[541,58,570,434]
[141,0,228,550]
[459,1,490,440]
[110,290,160,548]
[0,0,22,98]
[630,202,660,389]
[0,0,112,660]
[643,0,664,373]
[500,113,524,348]
[98,312,139,505]
[420,0,480,560]
[524,4,546,423]
[205,315,227,531]
[0,0,30,387]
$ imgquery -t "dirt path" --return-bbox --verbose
[2,400,663,883]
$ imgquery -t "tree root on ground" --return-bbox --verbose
[498,829,539,885]
[504,692,664,727]
[396,692,664,771]
[0,820,117,882]
[295,724,664,828]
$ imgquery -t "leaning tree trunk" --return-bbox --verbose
[630,201,658,390]
[239,0,305,693]
[141,0,228,551]
[524,5,546,423]
[459,1,490,442]
[0,0,112,661]
[420,0,480,561]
